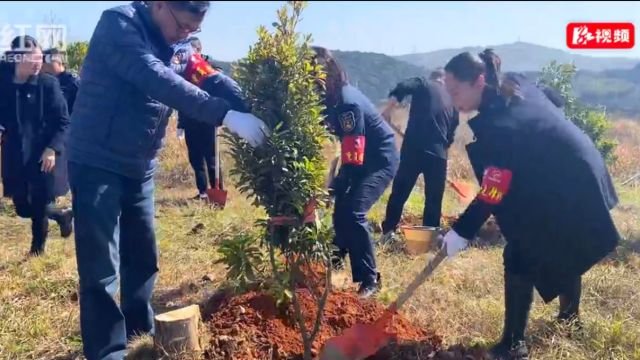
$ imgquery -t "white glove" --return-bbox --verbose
[442,229,469,257]
[177,129,185,141]
[222,110,270,148]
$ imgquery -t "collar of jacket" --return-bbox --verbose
[468,88,507,138]
[133,1,173,56]
[11,72,39,86]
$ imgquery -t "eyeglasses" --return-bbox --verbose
[167,6,201,36]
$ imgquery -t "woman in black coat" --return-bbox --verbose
[0,36,73,256]
[440,49,619,359]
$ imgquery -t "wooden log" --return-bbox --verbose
[154,304,202,357]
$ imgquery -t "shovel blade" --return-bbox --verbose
[319,311,397,360]
[448,180,475,202]
[206,188,228,208]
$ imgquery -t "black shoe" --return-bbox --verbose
[357,273,381,299]
[59,209,74,238]
[488,340,529,360]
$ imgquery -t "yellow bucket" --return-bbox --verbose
[400,226,440,255]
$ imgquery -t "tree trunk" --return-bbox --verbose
[154,305,202,358]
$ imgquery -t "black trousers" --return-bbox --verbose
[500,243,583,345]
[184,123,223,194]
[382,151,447,232]
[11,173,64,254]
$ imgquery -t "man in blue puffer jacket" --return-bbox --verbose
[66,2,269,359]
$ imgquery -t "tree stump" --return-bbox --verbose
[154,305,202,357]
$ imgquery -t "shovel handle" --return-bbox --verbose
[394,247,447,310]
[214,126,221,189]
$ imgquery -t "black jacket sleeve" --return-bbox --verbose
[93,10,231,126]
[453,131,516,239]
[389,77,424,102]
[41,76,70,154]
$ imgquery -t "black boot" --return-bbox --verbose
[47,204,74,238]
[56,208,74,238]
[29,217,49,257]
[489,271,533,360]
[557,276,582,329]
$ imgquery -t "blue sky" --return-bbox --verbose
[0,1,638,61]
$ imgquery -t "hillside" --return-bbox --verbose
[332,50,428,103]
[212,46,640,118]
[396,41,640,72]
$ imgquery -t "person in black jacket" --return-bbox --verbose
[0,36,73,256]
[312,46,400,298]
[380,69,459,242]
[441,49,620,359]
[42,48,80,114]
[42,48,79,215]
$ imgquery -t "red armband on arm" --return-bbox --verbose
[341,135,365,165]
[184,53,219,87]
[478,166,513,205]
[339,109,365,166]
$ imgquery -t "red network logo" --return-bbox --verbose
[567,23,635,49]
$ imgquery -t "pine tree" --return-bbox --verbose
[224,2,334,358]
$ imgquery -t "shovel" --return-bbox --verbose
[206,126,228,208]
[319,247,448,360]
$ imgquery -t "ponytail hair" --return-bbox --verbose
[478,48,501,90]
[444,48,502,91]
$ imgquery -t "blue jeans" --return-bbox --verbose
[69,162,158,360]
[333,163,397,284]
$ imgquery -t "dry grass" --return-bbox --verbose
[1,115,639,360]
[609,119,640,182]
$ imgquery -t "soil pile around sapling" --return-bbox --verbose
[202,288,443,360]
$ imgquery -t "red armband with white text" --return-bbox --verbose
[478,166,512,205]
[341,136,365,165]
[184,53,219,87]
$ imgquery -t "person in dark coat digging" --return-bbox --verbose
[311,46,400,299]
[0,35,73,256]
[379,68,459,243]
[440,49,620,360]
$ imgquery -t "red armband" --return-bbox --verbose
[341,135,365,165]
[478,167,512,205]
[184,53,219,87]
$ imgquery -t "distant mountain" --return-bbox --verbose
[574,63,640,116]
[396,41,640,72]
[210,59,232,74]
[211,45,640,118]
[332,50,428,102]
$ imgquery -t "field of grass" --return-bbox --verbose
[1,114,639,360]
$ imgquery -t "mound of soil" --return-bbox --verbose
[202,288,442,360]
